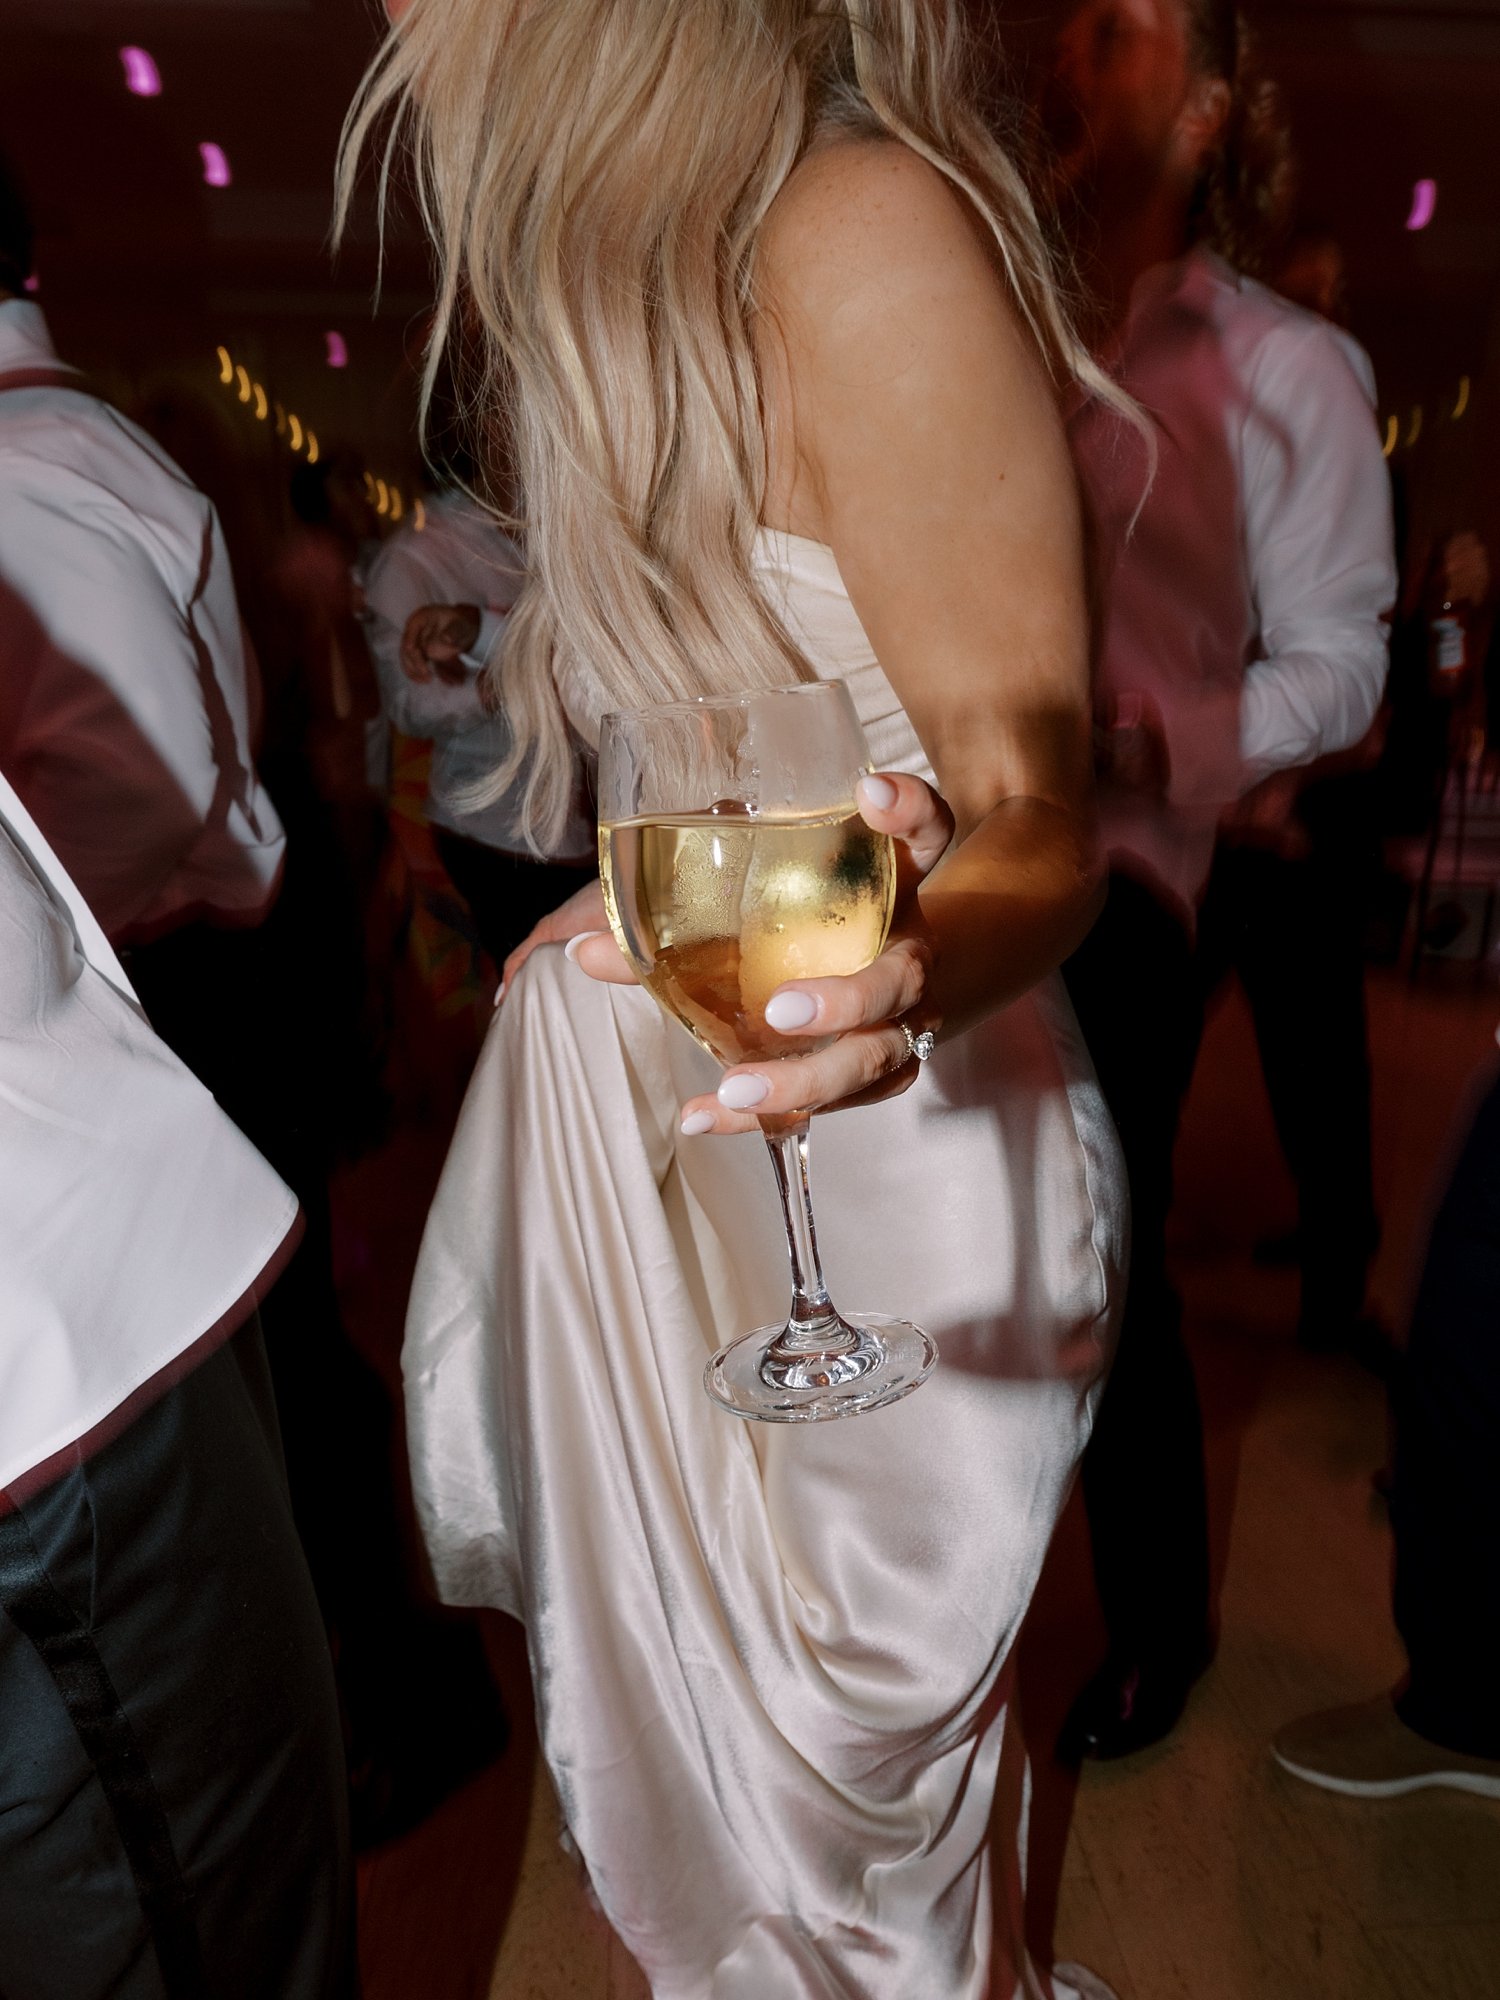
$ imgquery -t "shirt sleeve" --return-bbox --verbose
[462,605,507,671]
[364,540,494,743]
[0,462,217,937]
[1238,319,1397,781]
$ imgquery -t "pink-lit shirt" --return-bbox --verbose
[1070,250,1398,914]
[0,301,285,941]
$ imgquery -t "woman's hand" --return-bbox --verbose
[569,771,954,1136]
[497,877,622,1001]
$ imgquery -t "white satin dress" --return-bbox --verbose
[403,530,1127,1999]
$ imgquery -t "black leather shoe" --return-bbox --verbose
[1058,1651,1209,1762]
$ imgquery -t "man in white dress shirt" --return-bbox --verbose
[0,173,301,1220]
[0,306,283,946]
[0,769,352,1997]
[1043,0,1397,1756]
[364,482,593,968]
[0,172,510,1848]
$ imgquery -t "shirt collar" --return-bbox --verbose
[0,299,71,377]
[1128,246,1235,330]
[1093,245,1236,377]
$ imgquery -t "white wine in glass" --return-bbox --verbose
[598,682,938,1423]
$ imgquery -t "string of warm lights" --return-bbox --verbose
[212,344,421,528]
[121,45,420,527]
[216,344,318,464]
[1380,375,1475,460]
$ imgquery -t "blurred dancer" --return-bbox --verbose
[1383,528,1493,853]
[1200,229,1385,1359]
[0,241,284,944]
[1045,0,1397,1757]
[1274,225,1348,324]
[277,449,386,829]
[1198,736,1387,1361]
[364,483,593,968]
[1275,1060,1500,1797]
[0,169,504,1843]
[0,771,352,2000]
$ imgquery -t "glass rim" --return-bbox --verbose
[599,681,849,728]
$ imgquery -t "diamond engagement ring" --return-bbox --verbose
[902,1022,936,1064]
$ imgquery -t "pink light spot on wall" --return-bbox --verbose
[119,47,162,97]
[199,143,232,189]
[1406,179,1437,231]
[325,331,349,369]
[23,274,39,295]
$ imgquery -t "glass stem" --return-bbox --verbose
[763,1122,856,1357]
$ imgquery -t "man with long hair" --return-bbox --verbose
[1044,0,1398,1758]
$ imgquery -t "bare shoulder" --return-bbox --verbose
[758,136,1007,340]
[753,146,1090,830]
[763,135,979,255]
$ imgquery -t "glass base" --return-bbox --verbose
[704,1312,937,1424]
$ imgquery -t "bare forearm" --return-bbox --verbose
[919,797,1102,1037]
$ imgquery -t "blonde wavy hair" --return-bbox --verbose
[339,0,1130,851]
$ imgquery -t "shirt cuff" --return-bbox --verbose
[460,605,507,672]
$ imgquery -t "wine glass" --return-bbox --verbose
[597,681,938,1423]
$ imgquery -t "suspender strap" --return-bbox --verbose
[0,1506,209,1998]
[0,365,84,394]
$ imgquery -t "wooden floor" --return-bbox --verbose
[351,966,1500,2000]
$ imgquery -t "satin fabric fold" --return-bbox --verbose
[403,532,1127,1996]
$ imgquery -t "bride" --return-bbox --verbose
[344,3,1131,1993]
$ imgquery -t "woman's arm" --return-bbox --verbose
[756,139,1100,1040]
[571,140,1100,1134]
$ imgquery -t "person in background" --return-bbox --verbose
[1273,223,1348,323]
[0,201,285,946]
[364,476,594,971]
[0,770,353,2000]
[0,158,506,1845]
[1043,0,1398,1758]
[1197,721,1388,1366]
[1188,226,1392,1361]
[343,0,1131,1990]
[274,448,386,875]
[1274,1056,1500,1798]
[1381,528,1493,860]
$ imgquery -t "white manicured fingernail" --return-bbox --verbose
[857,774,898,812]
[717,1073,770,1110]
[765,989,818,1032]
[564,930,605,963]
[680,1109,715,1136]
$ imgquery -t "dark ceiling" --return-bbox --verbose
[2,0,1498,528]
[1,0,427,484]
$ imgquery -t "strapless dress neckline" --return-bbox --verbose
[753,523,839,566]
